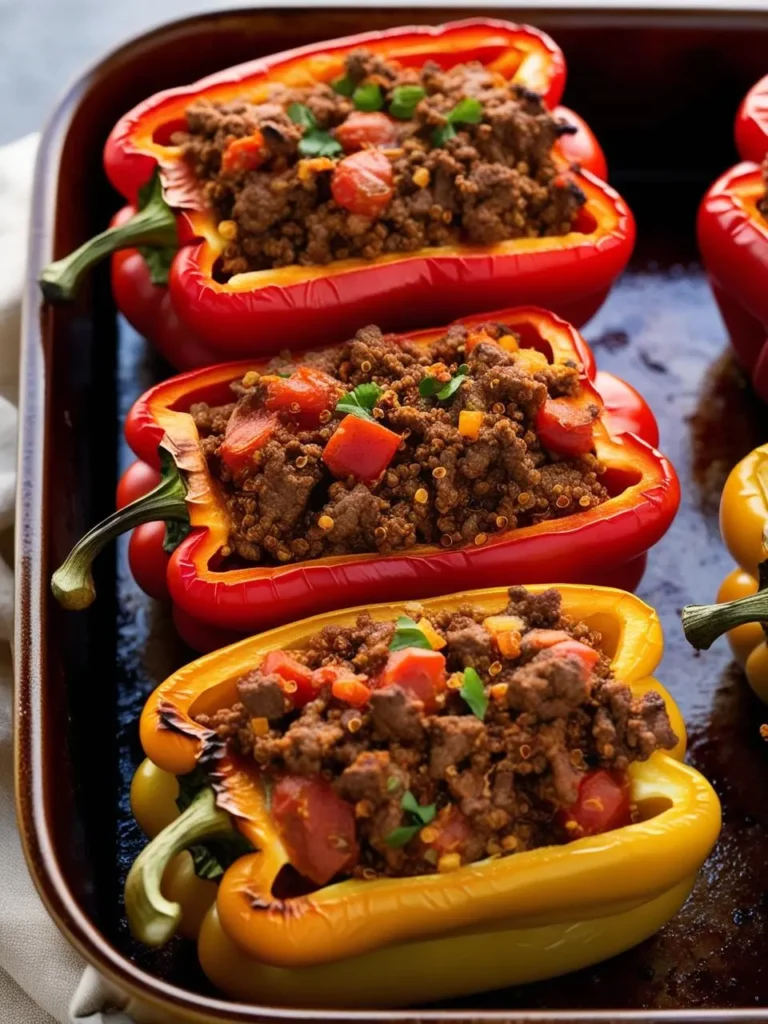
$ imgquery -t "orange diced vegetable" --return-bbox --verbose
[458,410,483,440]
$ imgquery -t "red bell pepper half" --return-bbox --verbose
[39,20,627,370]
[51,306,678,649]
[699,76,768,400]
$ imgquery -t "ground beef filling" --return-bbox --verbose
[176,48,586,276]
[197,587,677,881]
[191,321,608,566]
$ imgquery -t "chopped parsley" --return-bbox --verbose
[335,381,384,421]
[459,666,488,721]
[289,102,344,158]
[419,363,469,401]
[331,73,356,97]
[389,615,433,652]
[353,82,384,112]
[386,790,437,848]
[432,96,484,147]
[389,85,426,120]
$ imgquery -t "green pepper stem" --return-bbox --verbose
[39,173,177,302]
[51,464,188,611]
[682,590,768,651]
[125,788,233,947]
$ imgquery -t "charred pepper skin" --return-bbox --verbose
[51,307,679,647]
[698,76,768,400]
[126,584,719,1007]
[76,19,629,368]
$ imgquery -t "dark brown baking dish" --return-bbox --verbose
[15,5,768,1021]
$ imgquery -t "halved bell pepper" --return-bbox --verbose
[38,19,631,368]
[50,306,678,647]
[125,584,718,1008]
[698,76,768,400]
[50,306,679,649]
[683,443,768,701]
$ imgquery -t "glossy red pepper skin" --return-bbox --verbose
[120,306,676,648]
[699,77,768,401]
[102,20,631,367]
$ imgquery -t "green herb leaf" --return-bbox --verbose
[335,381,384,421]
[137,245,175,286]
[401,790,436,825]
[389,85,426,119]
[385,824,422,848]
[332,73,355,97]
[287,102,317,130]
[432,98,484,147]
[449,97,484,125]
[297,130,343,159]
[276,370,293,379]
[389,615,433,652]
[432,122,457,148]
[460,666,489,721]
[387,775,400,793]
[353,82,384,112]
[419,364,469,401]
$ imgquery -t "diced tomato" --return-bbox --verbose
[219,404,277,474]
[545,639,600,675]
[220,132,267,175]
[379,648,446,711]
[535,395,600,457]
[335,112,399,154]
[559,769,631,838]
[322,414,401,482]
[523,628,573,652]
[331,677,372,707]
[271,776,359,886]
[261,650,317,707]
[425,805,472,856]
[331,150,394,218]
[266,366,341,428]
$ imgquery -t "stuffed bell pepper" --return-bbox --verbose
[126,583,719,1008]
[51,306,679,649]
[683,443,768,700]
[698,74,768,401]
[39,19,632,368]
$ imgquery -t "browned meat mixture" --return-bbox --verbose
[176,48,585,276]
[191,321,607,566]
[197,587,677,882]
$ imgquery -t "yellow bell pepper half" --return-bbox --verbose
[127,584,719,1008]
[683,444,768,701]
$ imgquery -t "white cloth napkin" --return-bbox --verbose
[0,135,133,1024]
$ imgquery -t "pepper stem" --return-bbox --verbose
[39,170,177,302]
[682,590,768,651]
[125,788,233,947]
[51,454,188,611]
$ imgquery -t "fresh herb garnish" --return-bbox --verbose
[332,73,356,97]
[386,775,400,793]
[289,103,344,158]
[432,97,484,147]
[298,131,343,158]
[287,102,317,130]
[389,615,433,652]
[335,381,384,421]
[386,790,437,847]
[389,85,426,120]
[353,82,384,112]
[419,364,469,401]
[460,666,488,721]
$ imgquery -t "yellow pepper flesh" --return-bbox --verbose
[131,584,718,1006]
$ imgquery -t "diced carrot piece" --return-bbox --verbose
[221,132,267,174]
[417,617,447,651]
[464,329,495,354]
[496,631,522,658]
[331,677,372,706]
[536,395,599,457]
[458,410,483,440]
